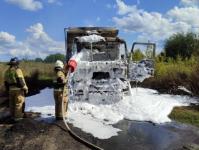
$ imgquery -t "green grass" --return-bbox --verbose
[155,56,197,79]
[142,56,199,96]
[169,106,199,127]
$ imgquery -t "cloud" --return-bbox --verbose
[0,23,64,59]
[167,6,199,27]
[0,32,16,43]
[5,0,62,11]
[116,0,137,15]
[113,0,199,43]
[181,0,199,7]
[5,0,43,11]
[26,23,64,55]
[0,34,33,58]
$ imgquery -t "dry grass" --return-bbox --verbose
[0,63,7,86]
[0,62,54,86]
[20,62,54,79]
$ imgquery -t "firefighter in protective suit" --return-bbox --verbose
[4,57,28,121]
[53,60,68,120]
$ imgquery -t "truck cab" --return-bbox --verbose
[64,27,156,104]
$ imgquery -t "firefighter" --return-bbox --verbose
[53,60,68,120]
[4,57,28,121]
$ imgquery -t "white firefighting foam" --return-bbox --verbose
[128,60,154,82]
[70,60,130,103]
[77,34,105,43]
[25,87,197,139]
[25,51,198,139]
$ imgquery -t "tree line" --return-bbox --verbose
[132,32,199,61]
[164,32,199,60]
[24,53,65,63]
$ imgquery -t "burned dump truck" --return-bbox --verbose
[64,27,155,104]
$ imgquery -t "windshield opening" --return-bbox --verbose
[72,40,126,61]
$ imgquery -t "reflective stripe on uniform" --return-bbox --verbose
[16,68,24,78]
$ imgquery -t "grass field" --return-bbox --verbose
[0,62,54,92]
[169,105,199,127]
[142,56,199,96]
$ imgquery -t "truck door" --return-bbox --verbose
[127,42,156,82]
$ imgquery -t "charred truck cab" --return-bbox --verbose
[64,27,155,104]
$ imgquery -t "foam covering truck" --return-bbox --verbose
[64,27,155,104]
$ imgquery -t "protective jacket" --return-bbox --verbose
[4,66,28,120]
[53,69,68,120]
[4,67,28,92]
[54,69,67,90]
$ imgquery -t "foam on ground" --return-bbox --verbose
[25,88,197,139]
[25,88,55,118]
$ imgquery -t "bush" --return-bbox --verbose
[131,49,145,61]
[189,64,199,95]
[165,32,199,60]
[34,58,43,62]
[141,56,199,95]
[44,53,65,63]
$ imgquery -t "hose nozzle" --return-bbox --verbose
[68,59,77,73]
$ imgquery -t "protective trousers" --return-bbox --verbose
[9,89,25,120]
[54,88,68,120]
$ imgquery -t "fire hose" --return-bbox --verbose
[61,59,104,150]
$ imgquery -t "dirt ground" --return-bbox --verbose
[0,117,90,150]
[1,88,199,150]
[0,89,90,150]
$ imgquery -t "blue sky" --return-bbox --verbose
[0,0,199,61]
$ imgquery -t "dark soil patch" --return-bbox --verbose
[0,118,90,150]
[131,78,194,96]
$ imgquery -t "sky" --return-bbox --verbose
[0,0,199,61]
